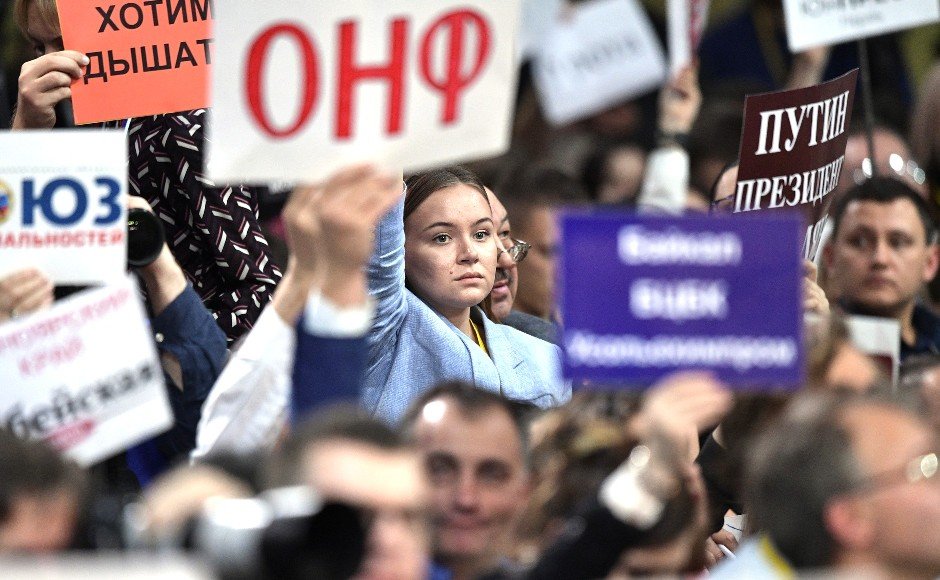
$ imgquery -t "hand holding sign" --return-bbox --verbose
[0,268,54,323]
[658,64,701,136]
[56,0,214,124]
[802,260,829,317]
[283,165,402,306]
[12,51,89,130]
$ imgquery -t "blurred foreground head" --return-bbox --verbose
[0,430,86,553]
[267,405,429,580]
[403,382,532,579]
[746,393,940,577]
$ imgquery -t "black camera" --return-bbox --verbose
[122,486,367,580]
[126,207,166,268]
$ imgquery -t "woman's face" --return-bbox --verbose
[26,1,64,56]
[405,184,497,319]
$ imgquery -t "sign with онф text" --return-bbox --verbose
[209,0,522,182]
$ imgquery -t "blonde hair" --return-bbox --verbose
[14,0,59,36]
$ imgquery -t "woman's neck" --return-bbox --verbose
[443,307,474,340]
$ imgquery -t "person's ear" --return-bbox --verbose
[921,243,939,284]
[825,496,875,551]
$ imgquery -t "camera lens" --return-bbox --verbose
[127,208,166,268]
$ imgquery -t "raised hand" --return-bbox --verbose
[12,51,88,130]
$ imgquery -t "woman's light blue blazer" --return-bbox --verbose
[363,194,570,423]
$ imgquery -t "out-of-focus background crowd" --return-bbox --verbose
[0,0,939,578]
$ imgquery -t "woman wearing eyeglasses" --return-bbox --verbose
[366,166,568,422]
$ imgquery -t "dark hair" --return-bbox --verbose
[15,0,59,36]
[400,381,535,465]
[0,430,86,525]
[404,166,489,222]
[497,163,588,232]
[499,163,588,207]
[264,404,405,488]
[688,99,746,193]
[517,391,698,559]
[900,353,940,385]
[708,159,740,205]
[580,140,646,204]
[897,353,940,416]
[829,176,937,243]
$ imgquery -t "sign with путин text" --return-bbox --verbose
[0,130,127,284]
[58,0,213,124]
[208,0,521,183]
[532,0,666,126]
[783,0,939,52]
[560,212,804,388]
[0,276,172,466]
[733,70,858,261]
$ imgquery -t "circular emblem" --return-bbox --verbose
[0,180,12,226]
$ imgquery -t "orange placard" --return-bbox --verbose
[58,0,213,124]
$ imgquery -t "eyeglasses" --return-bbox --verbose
[855,452,939,493]
[500,238,530,263]
[852,154,927,186]
[709,195,735,213]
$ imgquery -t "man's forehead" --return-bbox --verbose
[842,405,933,472]
[414,400,524,459]
[841,199,927,236]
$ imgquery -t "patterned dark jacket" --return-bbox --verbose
[126,110,282,343]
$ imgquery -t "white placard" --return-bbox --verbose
[532,0,667,126]
[209,0,522,183]
[518,0,565,60]
[0,554,212,579]
[667,0,711,75]
[783,0,939,52]
[0,130,127,285]
[845,314,901,385]
[0,276,172,466]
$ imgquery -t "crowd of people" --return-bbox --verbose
[1,0,940,577]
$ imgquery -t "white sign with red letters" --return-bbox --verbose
[208,0,522,182]
[0,277,172,466]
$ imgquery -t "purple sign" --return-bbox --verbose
[559,212,804,388]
